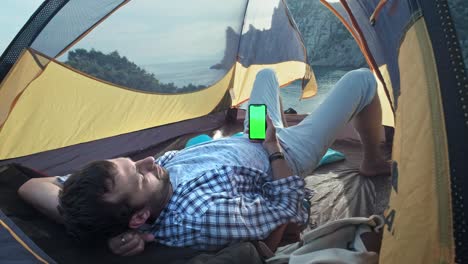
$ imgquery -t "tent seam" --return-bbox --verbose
[0,220,49,264]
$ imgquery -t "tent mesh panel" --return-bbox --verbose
[30,0,126,58]
[422,0,468,262]
[441,1,468,262]
[0,0,68,82]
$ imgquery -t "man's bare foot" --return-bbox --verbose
[360,158,392,177]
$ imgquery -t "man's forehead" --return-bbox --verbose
[109,157,133,175]
[104,157,133,201]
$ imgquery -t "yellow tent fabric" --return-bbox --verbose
[0,50,43,128]
[231,61,317,106]
[376,65,395,127]
[380,18,454,264]
[0,0,316,160]
[0,50,312,159]
[0,52,230,159]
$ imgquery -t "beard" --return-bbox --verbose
[149,169,171,218]
[159,167,170,183]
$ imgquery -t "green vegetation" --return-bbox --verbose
[65,49,205,93]
[449,0,468,68]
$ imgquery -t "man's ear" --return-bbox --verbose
[129,208,151,229]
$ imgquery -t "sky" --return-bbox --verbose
[66,0,247,64]
[0,0,279,65]
[0,0,44,54]
[59,0,276,64]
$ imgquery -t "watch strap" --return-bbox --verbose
[269,151,285,163]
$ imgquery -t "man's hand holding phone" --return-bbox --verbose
[247,104,281,155]
[261,115,281,155]
[247,106,291,181]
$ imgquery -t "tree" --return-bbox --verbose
[65,49,206,93]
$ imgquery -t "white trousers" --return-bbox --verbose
[244,68,377,177]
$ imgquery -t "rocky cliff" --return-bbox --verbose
[211,2,306,70]
[448,0,468,71]
[213,0,466,69]
[288,0,467,68]
[287,0,365,67]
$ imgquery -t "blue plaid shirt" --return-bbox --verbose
[152,150,309,250]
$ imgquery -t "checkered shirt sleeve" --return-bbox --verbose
[153,165,309,250]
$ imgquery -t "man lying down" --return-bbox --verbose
[18,69,390,256]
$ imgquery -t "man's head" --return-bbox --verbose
[58,156,171,244]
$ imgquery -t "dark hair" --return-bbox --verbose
[58,160,136,245]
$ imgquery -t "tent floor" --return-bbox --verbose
[0,111,392,263]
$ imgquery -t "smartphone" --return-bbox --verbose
[248,104,267,140]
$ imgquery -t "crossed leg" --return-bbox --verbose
[353,88,391,176]
[247,68,390,177]
[243,69,287,133]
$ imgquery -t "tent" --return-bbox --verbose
[320,1,467,263]
[0,0,466,263]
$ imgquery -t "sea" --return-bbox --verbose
[143,60,353,115]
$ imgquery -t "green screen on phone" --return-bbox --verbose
[249,104,266,140]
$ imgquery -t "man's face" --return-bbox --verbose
[104,156,171,217]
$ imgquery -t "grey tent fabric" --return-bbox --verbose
[0,210,56,264]
[186,242,263,264]
[304,139,392,229]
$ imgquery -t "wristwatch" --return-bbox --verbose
[268,151,285,163]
